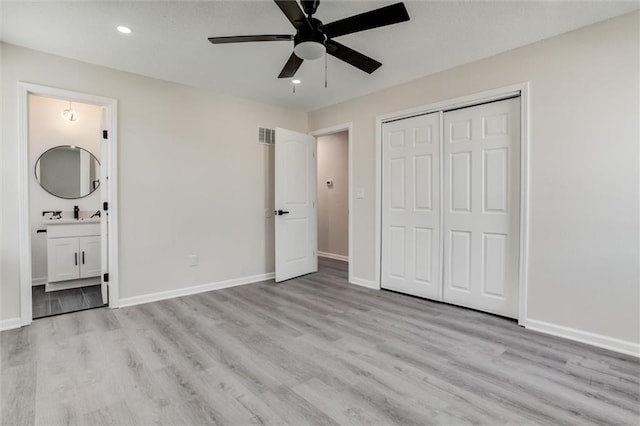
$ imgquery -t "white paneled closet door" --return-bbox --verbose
[381,112,442,300]
[443,97,521,318]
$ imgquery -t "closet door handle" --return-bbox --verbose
[82,251,85,265]
[74,252,78,266]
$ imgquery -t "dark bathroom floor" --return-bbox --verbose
[32,284,106,319]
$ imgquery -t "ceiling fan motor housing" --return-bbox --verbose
[293,17,326,60]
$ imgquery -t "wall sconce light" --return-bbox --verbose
[62,102,78,122]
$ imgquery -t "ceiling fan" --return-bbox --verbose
[208,0,410,79]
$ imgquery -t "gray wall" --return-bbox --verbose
[317,131,348,259]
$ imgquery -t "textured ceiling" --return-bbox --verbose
[2,1,637,111]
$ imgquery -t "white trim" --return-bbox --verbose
[375,82,531,322]
[517,83,531,326]
[375,116,382,290]
[17,82,119,326]
[438,111,445,301]
[32,277,47,286]
[527,319,640,358]
[377,85,524,123]
[0,318,22,332]
[310,123,353,285]
[349,277,379,290]
[18,84,32,325]
[118,273,275,308]
[317,251,348,262]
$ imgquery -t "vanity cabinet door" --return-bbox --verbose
[47,237,80,282]
[79,236,101,278]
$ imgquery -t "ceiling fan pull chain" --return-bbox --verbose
[325,52,328,88]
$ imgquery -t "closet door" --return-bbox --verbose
[381,112,441,300]
[443,97,520,318]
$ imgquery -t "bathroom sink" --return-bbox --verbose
[42,218,101,224]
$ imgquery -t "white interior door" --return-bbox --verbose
[275,128,317,282]
[443,97,520,318]
[100,108,109,304]
[381,112,442,299]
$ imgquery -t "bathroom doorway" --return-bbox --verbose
[18,83,119,325]
[29,95,106,318]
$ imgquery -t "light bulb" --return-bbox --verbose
[62,104,78,122]
[293,41,325,60]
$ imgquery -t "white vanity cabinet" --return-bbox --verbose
[46,222,101,289]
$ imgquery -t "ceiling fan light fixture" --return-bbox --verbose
[294,41,325,60]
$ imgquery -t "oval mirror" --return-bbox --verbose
[35,145,101,199]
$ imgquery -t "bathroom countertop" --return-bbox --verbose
[42,218,101,225]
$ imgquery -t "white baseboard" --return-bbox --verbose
[318,251,349,262]
[0,317,22,332]
[32,277,47,286]
[118,272,275,308]
[349,276,379,290]
[526,318,640,358]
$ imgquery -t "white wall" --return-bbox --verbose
[1,43,307,321]
[309,12,639,347]
[29,95,103,284]
[317,131,348,259]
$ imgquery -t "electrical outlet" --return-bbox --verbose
[189,254,199,267]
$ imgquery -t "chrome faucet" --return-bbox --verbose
[42,210,62,219]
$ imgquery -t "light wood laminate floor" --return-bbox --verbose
[2,258,639,425]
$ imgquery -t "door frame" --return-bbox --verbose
[17,82,120,326]
[310,123,353,285]
[375,83,530,325]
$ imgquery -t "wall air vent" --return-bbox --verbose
[258,127,275,145]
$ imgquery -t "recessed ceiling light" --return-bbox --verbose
[292,79,301,84]
[117,26,132,34]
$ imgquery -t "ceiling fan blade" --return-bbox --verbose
[208,35,292,44]
[320,2,410,39]
[274,0,311,30]
[278,52,304,78]
[325,40,381,74]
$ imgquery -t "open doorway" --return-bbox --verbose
[18,83,119,326]
[312,125,351,280]
[317,131,349,261]
[272,124,352,284]
[29,95,106,318]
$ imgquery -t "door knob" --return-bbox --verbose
[275,210,290,216]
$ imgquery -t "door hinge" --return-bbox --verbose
[103,202,108,211]
[103,273,109,282]
[102,130,108,139]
